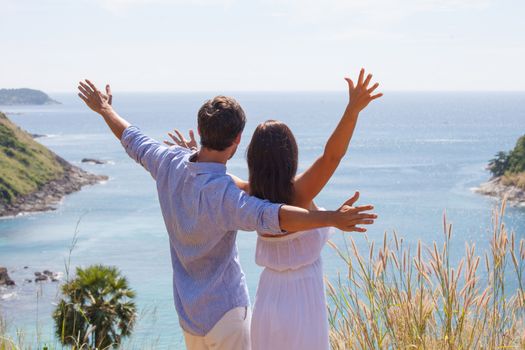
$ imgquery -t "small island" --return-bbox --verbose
[0,88,60,105]
[0,111,107,217]
[476,135,525,205]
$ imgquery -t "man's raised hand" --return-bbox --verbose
[78,79,113,115]
[77,79,130,139]
[333,191,377,232]
[344,68,383,113]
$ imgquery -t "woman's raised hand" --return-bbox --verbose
[164,129,198,151]
[344,68,383,113]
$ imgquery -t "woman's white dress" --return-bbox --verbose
[251,226,333,350]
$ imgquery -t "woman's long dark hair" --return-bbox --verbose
[246,120,298,204]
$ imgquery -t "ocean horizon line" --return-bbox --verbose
[44,89,525,95]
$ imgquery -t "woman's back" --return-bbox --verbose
[256,226,332,271]
[251,226,332,350]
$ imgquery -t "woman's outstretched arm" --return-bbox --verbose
[228,173,250,192]
[293,68,382,207]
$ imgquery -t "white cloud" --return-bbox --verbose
[263,0,491,24]
[259,0,493,46]
[416,0,491,11]
[96,0,235,11]
[323,29,405,42]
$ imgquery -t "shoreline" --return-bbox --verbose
[0,156,108,218]
[474,177,525,206]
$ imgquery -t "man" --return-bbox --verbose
[77,80,376,350]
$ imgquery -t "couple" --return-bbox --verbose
[77,69,381,350]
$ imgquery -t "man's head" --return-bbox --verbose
[197,96,246,158]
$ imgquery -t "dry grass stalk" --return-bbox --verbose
[328,199,525,349]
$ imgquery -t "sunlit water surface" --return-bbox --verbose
[1,92,524,348]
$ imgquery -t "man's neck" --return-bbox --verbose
[195,147,230,165]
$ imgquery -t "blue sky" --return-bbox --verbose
[1,0,524,92]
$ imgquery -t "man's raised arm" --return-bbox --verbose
[77,79,130,139]
[278,191,376,233]
[78,79,172,179]
[225,182,377,235]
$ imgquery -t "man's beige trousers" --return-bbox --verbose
[183,306,251,350]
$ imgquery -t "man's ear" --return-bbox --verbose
[233,133,242,145]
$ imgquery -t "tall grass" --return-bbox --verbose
[0,316,16,350]
[327,200,525,349]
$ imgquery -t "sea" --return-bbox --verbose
[1,92,524,348]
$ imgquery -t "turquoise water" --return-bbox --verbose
[1,92,525,348]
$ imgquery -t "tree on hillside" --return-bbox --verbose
[488,135,525,177]
[53,265,136,349]
[507,135,525,173]
[488,151,509,177]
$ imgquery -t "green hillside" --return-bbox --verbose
[506,135,525,174]
[0,88,59,105]
[0,112,64,204]
[489,134,525,190]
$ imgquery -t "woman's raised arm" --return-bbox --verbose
[293,68,382,207]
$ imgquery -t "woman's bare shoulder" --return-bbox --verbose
[291,182,317,210]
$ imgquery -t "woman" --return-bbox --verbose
[167,69,382,349]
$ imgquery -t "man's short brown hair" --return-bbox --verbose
[197,96,246,151]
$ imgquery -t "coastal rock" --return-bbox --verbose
[0,156,108,217]
[475,177,525,206]
[35,275,48,282]
[32,270,60,283]
[82,158,107,165]
[0,267,15,286]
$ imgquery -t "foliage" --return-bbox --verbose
[328,200,525,349]
[507,135,525,174]
[489,135,525,178]
[0,112,64,205]
[488,151,510,177]
[0,89,58,106]
[52,265,137,349]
